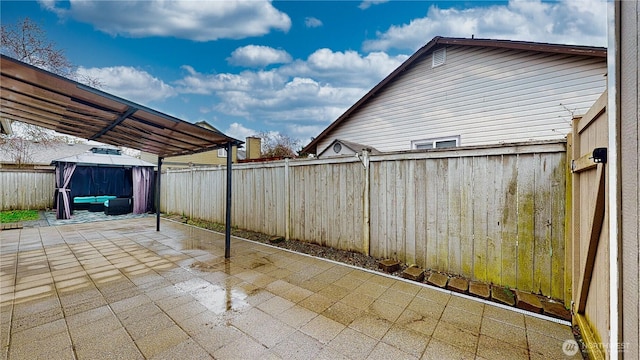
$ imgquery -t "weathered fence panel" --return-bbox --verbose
[289,160,364,252]
[161,141,567,300]
[368,146,566,295]
[0,169,55,210]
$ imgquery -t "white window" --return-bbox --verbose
[412,136,459,150]
[432,48,446,68]
[217,148,227,157]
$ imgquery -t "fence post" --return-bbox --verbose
[285,158,290,241]
[362,149,370,256]
[565,133,573,308]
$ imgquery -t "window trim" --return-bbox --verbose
[217,148,226,157]
[411,136,460,150]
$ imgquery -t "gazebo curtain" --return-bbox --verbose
[55,162,76,219]
[132,166,153,214]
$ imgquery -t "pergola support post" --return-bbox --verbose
[156,157,163,231]
[225,142,233,258]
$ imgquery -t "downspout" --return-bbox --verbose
[156,156,163,231]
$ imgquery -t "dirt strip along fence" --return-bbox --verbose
[0,169,55,210]
[163,140,568,301]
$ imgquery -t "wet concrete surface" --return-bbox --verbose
[0,218,581,359]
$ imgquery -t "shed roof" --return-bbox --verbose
[1,55,242,158]
[302,36,607,155]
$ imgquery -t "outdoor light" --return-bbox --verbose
[591,147,607,164]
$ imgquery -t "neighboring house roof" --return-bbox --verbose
[317,139,381,157]
[51,147,155,167]
[302,36,607,154]
[0,141,94,165]
[194,121,221,133]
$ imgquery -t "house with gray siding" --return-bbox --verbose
[302,37,607,157]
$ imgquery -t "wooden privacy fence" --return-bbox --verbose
[161,141,568,300]
[0,169,55,210]
[570,91,609,359]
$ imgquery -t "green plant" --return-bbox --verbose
[0,210,40,223]
[0,210,39,223]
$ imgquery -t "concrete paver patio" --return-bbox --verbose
[0,218,580,359]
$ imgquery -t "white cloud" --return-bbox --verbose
[362,0,607,51]
[76,66,176,104]
[358,0,389,10]
[286,124,326,144]
[40,0,291,41]
[227,45,292,67]
[225,122,258,140]
[305,17,323,28]
[280,49,408,87]
[174,48,407,126]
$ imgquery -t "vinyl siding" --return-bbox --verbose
[317,45,607,154]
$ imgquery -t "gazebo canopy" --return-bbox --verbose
[0,54,242,157]
[51,147,156,168]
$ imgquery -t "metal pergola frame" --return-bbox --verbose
[1,54,242,258]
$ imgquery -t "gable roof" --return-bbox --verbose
[302,36,607,155]
[1,55,242,158]
[317,139,381,157]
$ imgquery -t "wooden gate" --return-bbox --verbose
[570,90,609,360]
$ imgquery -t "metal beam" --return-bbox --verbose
[156,157,163,232]
[89,106,138,140]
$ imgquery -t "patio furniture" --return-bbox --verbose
[88,202,105,212]
[104,198,132,215]
[73,195,117,210]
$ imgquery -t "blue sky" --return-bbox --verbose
[1,0,607,148]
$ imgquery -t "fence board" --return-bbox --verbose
[436,158,449,271]
[501,155,518,288]
[159,141,568,301]
[1,170,55,210]
[551,152,567,300]
[534,153,552,295]
[486,156,503,285]
[414,160,427,267]
[516,154,535,292]
[448,158,462,275]
[425,160,438,268]
[472,156,488,282]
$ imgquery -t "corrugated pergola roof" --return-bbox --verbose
[0,54,242,157]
